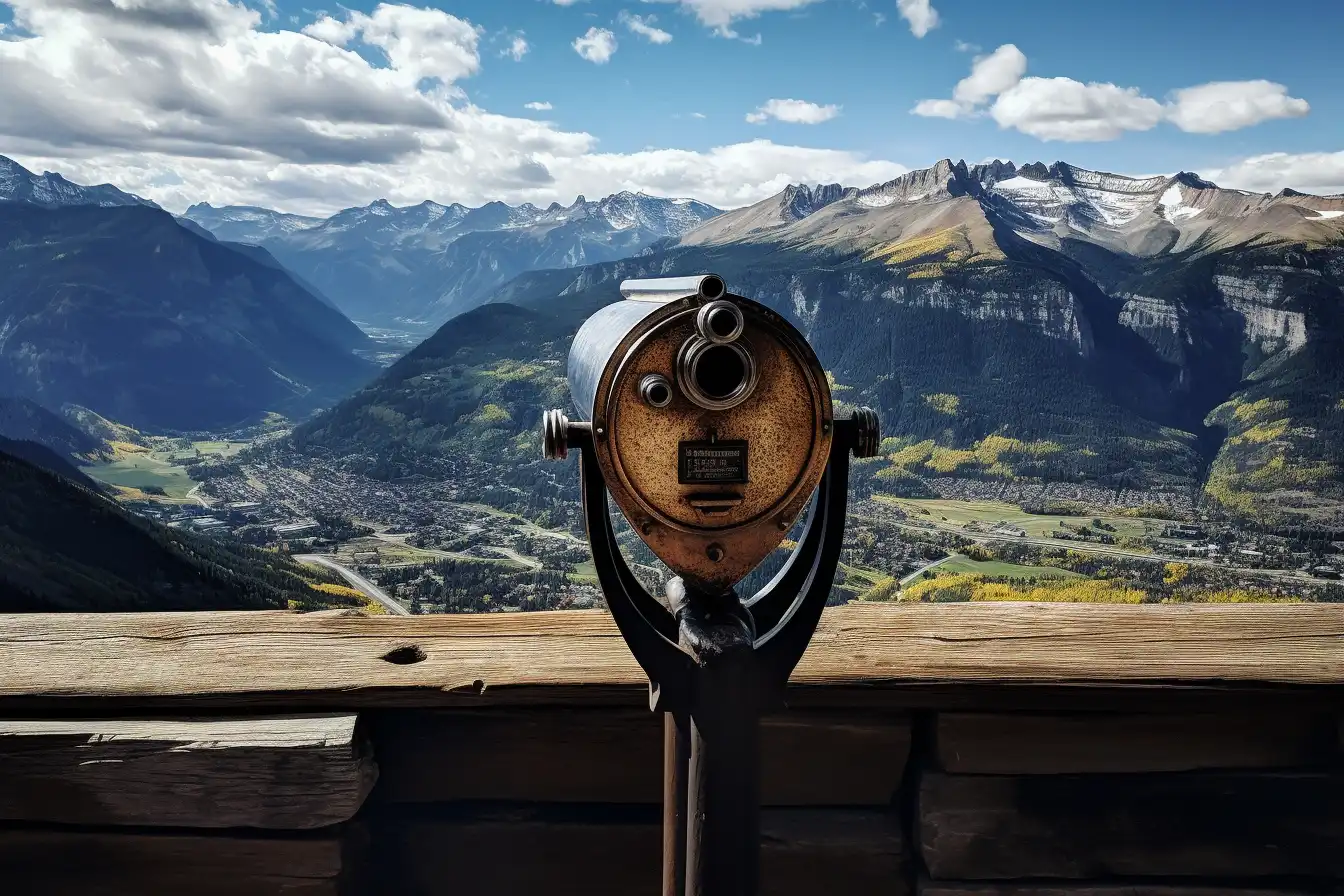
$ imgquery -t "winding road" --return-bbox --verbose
[899,554,956,586]
[294,554,409,616]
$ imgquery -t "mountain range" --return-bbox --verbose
[299,159,1344,529]
[1,156,378,432]
[3,151,1342,529]
[185,191,721,330]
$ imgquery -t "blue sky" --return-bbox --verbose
[1,0,1339,213]
[421,0,1341,175]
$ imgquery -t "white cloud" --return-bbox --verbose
[1209,151,1344,196]
[550,0,587,5]
[992,78,1165,141]
[642,0,821,39]
[573,26,617,63]
[910,99,964,119]
[1166,80,1309,135]
[953,44,1027,107]
[911,44,1026,119]
[896,0,938,38]
[0,0,906,214]
[304,4,482,86]
[619,10,672,43]
[912,44,1309,143]
[524,101,553,111]
[690,111,707,119]
[953,39,979,53]
[502,34,529,61]
[746,98,841,124]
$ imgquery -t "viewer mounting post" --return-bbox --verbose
[541,273,879,895]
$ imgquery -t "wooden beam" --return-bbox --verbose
[920,885,1320,896]
[0,827,362,895]
[919,771,1344,879]
[383,807,905,896]
[372,709,909,805]
[0,716,376,829]
[934,711,1338,774]
[0,603,1339,710]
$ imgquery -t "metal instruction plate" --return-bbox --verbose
[678,440,749,485]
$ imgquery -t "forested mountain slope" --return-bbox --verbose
[0,203,377,432]
[0,447,334,612]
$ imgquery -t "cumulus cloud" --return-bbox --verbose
[912,43,1310,142]
[0,0,906,214]
[1166,80,1309,134]
[642,0,821,39]
[745,98,841,124]
[524,101,553,111]
[573,26,617,63]
[502,34,529,61]
[303,4,482,86]
[619,11,672,43]
[1209,151,1344,196]
[912,44,1026,119]
[896,0,938,38]
[992,78,1165,141]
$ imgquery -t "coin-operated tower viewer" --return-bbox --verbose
[541,273,879,896]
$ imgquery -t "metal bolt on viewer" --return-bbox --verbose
[541,272,879,896]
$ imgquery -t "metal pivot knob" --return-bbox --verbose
[542,409,570,460]
[851,407,881,459]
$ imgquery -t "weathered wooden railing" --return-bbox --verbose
[1,603,1341,895]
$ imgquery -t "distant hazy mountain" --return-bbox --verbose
[0,444,335,612]
[0,154,158,210]
[300,159,1344,529]
[0,203,377,432]
[183,203,324,244]
[187,192,722,331]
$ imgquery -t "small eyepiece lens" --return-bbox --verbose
[695,345,747,400]
[648,383,669,405]
[708,308,738,339]
[701,276,725,300]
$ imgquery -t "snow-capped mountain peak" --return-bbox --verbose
[0,155,158,210]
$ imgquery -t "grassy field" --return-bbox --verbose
[936,555,1086,580]
[81,449,196,499]
[81,439,249,501]
[335,537,532,570]
[876,496,1159,539]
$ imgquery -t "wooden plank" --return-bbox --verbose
[761,712,910,805]
[0,603,1340,710]
[919,771,1344,879]
[761,809,905,894]
[386,807,905,896]
[0,715,376,828]
[0,826,360,895]
[372,709,909,805]
[920,885,1321,896]
[935,712,1337,774]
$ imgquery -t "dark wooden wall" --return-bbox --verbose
[2,705,1342,895]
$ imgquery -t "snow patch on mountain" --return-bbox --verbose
[1159,184,1203,222]
[0,155,157,210]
